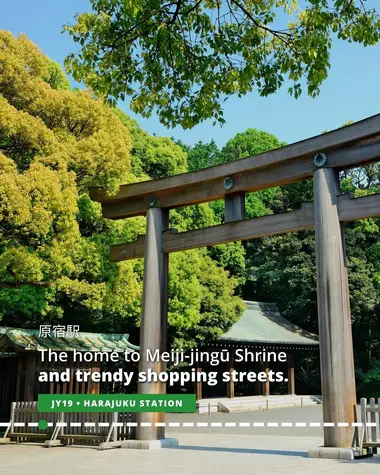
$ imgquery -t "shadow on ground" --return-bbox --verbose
[173,444,307,458]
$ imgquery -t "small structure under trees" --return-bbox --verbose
[0,327,138,421]
[194,301,318,401]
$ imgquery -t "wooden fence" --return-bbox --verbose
[1,401,135,448]
[359,397,380,455]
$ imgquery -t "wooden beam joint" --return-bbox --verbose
[224,192,245,222]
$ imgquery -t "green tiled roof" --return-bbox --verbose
[220,301,319,346]
[0,327,139,353]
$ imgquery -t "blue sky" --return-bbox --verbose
[1,0,380,147]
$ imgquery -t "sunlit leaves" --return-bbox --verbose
[0,31,244,349]
[65,1,380,128]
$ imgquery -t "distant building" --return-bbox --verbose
[0,327,138,421]
[193,301,319,400]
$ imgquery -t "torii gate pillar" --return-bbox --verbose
[136,207,169,441]
[313,167,356,448]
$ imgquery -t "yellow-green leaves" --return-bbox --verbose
[0,30,244,349]
[0,31,132,192]
[65,0,380,128]
[0,248,44,284]
[0,31,132,322]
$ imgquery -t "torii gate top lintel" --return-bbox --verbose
[90,113,380,220]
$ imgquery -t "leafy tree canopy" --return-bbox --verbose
[115,109,188,179]
[177,139,222,171]
[65,1,380,128]
[220,128,286,162]
[0,30,244,349]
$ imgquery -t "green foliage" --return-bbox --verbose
[0,31,244,350]
[43,60,71,91]
[244,231,318,331]
[115,109,188,179]
[356,360,380,398]
[201,127,284,288]
[220,128,286,162]
[176,254,245,348]
[64,1,380,128]
[219,128,284,218]
[177,139,222,171]
[0,30,136,326]
[208,243,246,287]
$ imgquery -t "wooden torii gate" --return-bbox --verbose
[91,115,380,449]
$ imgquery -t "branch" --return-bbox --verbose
[180,0,203,16]
[168,0,182,25]
[230,0,295,40]
[99,2,179,50]
[0,281,51,288]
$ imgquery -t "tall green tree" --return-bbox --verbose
[220,128,284,217]
[175,128,286,289]
[115,110,188,179]
[65,1,380,128]
[220,128,285,162]
[0,31,244,349]
[176,139,222,171]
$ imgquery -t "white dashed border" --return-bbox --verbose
[0,421,375,428]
